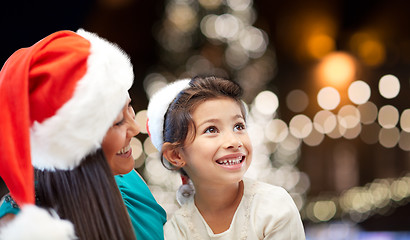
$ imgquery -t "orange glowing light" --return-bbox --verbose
[306,33,335,59]
[349,32,385,67]
[316,52,356,89]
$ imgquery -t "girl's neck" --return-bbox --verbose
[193,180,244,214]
[193,180,244,234]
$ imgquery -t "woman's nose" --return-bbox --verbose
[127,112,140,137]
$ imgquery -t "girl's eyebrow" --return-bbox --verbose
[197,114,244,128]
[197,119,219,129]
[234,114,244,120]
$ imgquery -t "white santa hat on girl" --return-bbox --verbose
[0,29,133,239]
[146,78,195,206]
[146,79,191,152]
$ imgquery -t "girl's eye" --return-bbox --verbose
[234,122,246,131]
[204,126,218,134]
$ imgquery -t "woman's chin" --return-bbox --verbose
[111,155,135,175]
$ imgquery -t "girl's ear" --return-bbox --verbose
[162,142,186,168]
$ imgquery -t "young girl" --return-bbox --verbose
[147,76,305,239]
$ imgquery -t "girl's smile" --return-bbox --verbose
[215,153,246,170]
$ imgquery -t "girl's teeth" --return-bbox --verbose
[217,157,243,165]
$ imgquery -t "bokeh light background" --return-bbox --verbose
[2,0,410,239]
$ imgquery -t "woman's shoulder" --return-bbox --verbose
[115,170,152,197]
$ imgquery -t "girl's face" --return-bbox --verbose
[179,97,252,188]
[102,98,140,175]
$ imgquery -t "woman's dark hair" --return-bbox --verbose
[162,75,246,169]
[35,149,135,240]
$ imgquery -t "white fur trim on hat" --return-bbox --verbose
[146,79,190,152]
[0,205,76,240]
[30,29,133,170]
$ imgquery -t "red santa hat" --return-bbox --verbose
[0,29,133,239]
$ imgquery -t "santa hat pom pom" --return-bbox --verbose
[176,178,195,206]
[0,205,76,240]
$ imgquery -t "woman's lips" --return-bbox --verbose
[116,145,132,158]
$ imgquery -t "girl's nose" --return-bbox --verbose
[224,132,243,149]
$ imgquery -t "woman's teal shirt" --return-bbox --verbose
[0,170,167,240]
[116,170,167,240]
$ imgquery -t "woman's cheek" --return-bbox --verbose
[102,129,120,160]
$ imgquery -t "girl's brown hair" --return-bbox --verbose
[161,76,246,169]
[35,149,135,240]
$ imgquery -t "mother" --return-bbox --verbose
[0,29,166,239]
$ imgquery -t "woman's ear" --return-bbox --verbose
[162,142,186,168]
